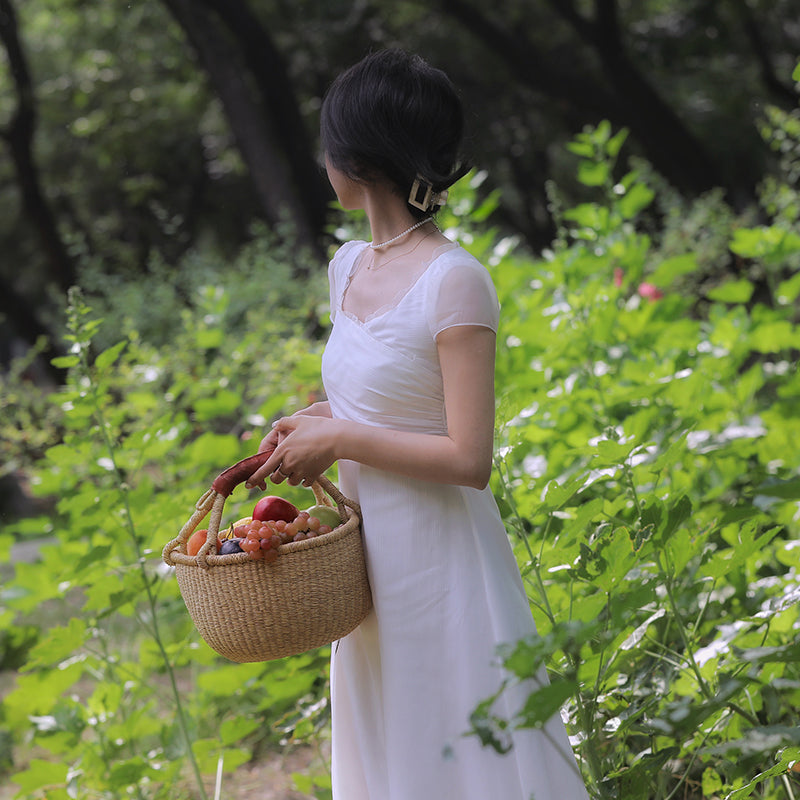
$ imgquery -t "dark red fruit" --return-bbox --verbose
[252,496,299,523]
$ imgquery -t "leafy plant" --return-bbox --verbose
[2,121,799,799]
[468,122,800,800]
[0,233,332,797]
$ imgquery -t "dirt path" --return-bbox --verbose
[196,746,322,799]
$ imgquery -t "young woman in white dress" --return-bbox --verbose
[246,48,591,800]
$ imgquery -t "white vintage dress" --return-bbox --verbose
[321,240,590,800]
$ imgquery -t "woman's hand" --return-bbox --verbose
[246,415,339,490]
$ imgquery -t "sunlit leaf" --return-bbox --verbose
[11,759,66,792]
[95,339,127,370]
[707,279,754,304]
[618,182,655,219]
[578,160,609,187]
[21,618,89,671]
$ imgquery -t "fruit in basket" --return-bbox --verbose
[187,529,210,557]
[253,496,298,523]
[219,538,244,555]
[218,516,252,547]
[305,504,341,529]
[239,518,281,560]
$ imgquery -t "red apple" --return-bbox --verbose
[252,495,299,523]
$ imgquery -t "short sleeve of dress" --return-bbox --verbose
[426,251,500,338]
[328,240,364,324]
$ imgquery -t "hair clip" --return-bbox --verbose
[408,175,448,211]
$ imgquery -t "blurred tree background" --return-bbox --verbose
[1,0,797,375]
[1,3,799,797]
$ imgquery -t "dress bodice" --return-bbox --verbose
[321,239,499,435]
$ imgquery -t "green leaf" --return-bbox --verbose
[607,126,629,157]
[756,477,800,499]
[595,438,639,464]
[707,279,754,304]
[725,747,800,799]
[702,767,724,795]
[730,226,800,261]
[793,62,800,81]
[749,320,800,353]
[577,160,609,187]
[777,271,800,305]
[219,716,261,746]
[618,182,655,219]
[734,642,800,666]
[110,757,149,784]
[196,328,224,349]
[648,254,697,287]
[11,759,66,792]
[566,141,594,158]
[192,738,250,773]
[663,495,692,538]
[542,475,583,509]
[95,339,127,370]
[194,389,243,421]
[563,202,608,232]
[22,618,89,671]
[517,679,579,729]
[701,524,782,580]
[51,355,80,368]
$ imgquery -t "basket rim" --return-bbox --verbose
[165,505,360,568]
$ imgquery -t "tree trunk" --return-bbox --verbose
[197,0,331,237]
[441,0,734,199]
[551,0,730,194]
[733,0,798,108]
[0,0,76,293]
[161,0,324,257]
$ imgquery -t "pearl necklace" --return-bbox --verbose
[369,217,433,250]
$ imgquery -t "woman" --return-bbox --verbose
[246,49,590,800]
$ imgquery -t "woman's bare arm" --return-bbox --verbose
[245,326,496,491]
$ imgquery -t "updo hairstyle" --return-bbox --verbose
[320,49,470,218]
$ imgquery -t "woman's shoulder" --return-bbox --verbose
[330,239,368,272]
[424,243,499,335]
[427,243,496,291]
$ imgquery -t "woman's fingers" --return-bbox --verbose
[246,415,326,490]
[246,449,283,489]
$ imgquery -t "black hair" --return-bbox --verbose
[320,49,470,217]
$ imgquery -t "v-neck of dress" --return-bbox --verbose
[339,241,459,326]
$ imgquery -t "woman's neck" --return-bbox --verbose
[361,185,423,247]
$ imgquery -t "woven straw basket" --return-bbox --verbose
[162,452,371,663]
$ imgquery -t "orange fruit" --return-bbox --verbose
[187,529,209,556]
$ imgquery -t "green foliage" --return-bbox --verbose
[0,232,332,797]
[466,123,800,800]
[2,122,800,799]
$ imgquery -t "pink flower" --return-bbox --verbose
[613,267,624,287]
[638,282,664,301]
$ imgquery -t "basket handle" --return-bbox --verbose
[212,450,272,497]
[210,453,360,518]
